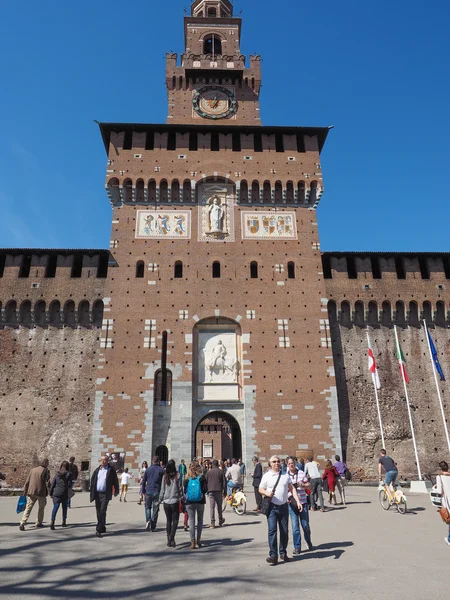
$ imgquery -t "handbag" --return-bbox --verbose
[68,488,75,499]
[260,472,282,516]
[438,476,450,524]
[288,472,300,513]
[344,467,352,482]
[16,495,27,514]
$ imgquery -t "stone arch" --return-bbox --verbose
[49,300,61,326]
[107,177,120,206]
[148,179,157,203]
[92,300,104,327]
[367,301,378,326]
[251,180,260,203]
[20,300,32,326]
[240,180,249,203]
[5,300,17,325]
[78,300,90,327]
[286,181,294,203]
[297,181,306,203]
[354,301,365,328]
[160,179,168,202]
[195,410,242,462]
[381,301,392,327]
[136,179,145,203]
[408,301,419,327]
[274,181,283,203]
[309,180,318,204]
[171,179,180,202]
[123,178,133,203]
[395,300,406,326]
[63,300,76,327]
[34,300,46,326]
[263,180,271,203]
[436,301,446,328]
[423,300,433,326]
[183,179,192,203]
[340,301,351,328]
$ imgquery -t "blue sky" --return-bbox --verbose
[1,0,449,251]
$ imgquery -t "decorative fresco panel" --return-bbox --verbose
[135,210,191,239]
[241,211,298,240]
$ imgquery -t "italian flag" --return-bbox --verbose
[394,326,409,384]
[367,334,381,389]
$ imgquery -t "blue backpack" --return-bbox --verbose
[186,475,202,502]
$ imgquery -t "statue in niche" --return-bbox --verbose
[204,339,238,383]
[206,196,226,234]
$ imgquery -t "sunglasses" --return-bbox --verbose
[272,460,280,463]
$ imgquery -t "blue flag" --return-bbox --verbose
[428,331,445,381]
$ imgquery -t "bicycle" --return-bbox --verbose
[222,487,247,515]
[378,481,407,514]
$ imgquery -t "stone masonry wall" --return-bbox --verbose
[0,326,100,488]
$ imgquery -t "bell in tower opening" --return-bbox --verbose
[191,0,233,19]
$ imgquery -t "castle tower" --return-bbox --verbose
[166,0,261,125]
[94,2,339,469]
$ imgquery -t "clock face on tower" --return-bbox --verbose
[192,86,237,120]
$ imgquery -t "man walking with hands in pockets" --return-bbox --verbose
[259,455,302,565]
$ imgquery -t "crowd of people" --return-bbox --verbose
[13,450,450,557]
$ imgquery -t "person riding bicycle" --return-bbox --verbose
[378,449,398,490]
[226,458,243,497]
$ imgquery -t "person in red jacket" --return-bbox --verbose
[322,460,339,506]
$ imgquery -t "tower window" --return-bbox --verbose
[287,262,295,279]
[167,132,176,151]
[395,257,406,279]
[97,254,109,278]
[250,261,258,279]
[212,261,221,278]
[71,255,83,278]
[154,368,173,405]
[418,256,430,279]
[211,133,220,151]
[145,131,154,150]
[123,131,132,150]
[189,132,198,151]
[204,35,222,55]
[296,134,305,153]
[45,255,57,278]
[174,261,183,278]
[136,261,145,278]
[346,256,357,279]
[19,255,32,278]
[370,256,381,279]
[0,254,5,277]
[254,133,263,152]
[232,132,241,152]
[275,133,284,153]
[208,7,217,17]
[322,255,332,279]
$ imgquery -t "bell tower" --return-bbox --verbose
[166,0,262,125]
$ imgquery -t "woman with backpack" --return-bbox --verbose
[159,460,182,547]
[184,462,208,549]
[49,461,72,530]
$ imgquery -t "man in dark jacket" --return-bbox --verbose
[142,456,164,531]
[206,459,226,528]
[251,456,263,512]
[67,456,79,508]
[90,455,119,537]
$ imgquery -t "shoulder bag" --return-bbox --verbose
[288,472,301,514]
[438,475,450,525]
[260,472,282,516]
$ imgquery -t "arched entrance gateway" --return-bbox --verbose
[195,411,242,462]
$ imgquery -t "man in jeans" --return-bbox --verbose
[259,455,302,565]
[378,449,398,488]
[226,458,242,496]
[206,459,226,528]
[142,456,164,531]
[304,456,324,512]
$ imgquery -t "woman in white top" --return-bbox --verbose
[435,460,450,546]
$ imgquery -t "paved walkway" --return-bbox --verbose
[0,486,448,599]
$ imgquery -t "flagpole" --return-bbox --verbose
[367,332,385,449]
[394,326,422,480]
[423,320,450,453]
